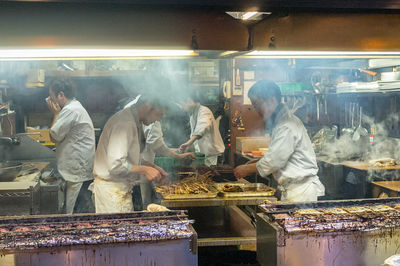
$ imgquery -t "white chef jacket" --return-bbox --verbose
[256,104,325,202]
[93,106,144,184]
[140,121,165,208]
[92,106,145,213]
[190,104,225,158]
[50,99,95,183]
[141,121,165,163]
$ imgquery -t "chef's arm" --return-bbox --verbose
[155,144,180,158]
[186,135,201,145]
[46,97,60,143]
[246,158,260,165]
[179,135,201,153]
[155,144,195,161]
[234,162,259,179]
[49,115,58,143]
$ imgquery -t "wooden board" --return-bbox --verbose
[372,181,400,192]
[342,161,400,171]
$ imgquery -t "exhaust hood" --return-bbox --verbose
[0,3,248,52]
[252,12,400,52]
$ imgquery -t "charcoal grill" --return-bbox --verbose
[257,198,400,266]
[0,210,197,266]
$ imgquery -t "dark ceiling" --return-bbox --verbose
[1,0,400,11]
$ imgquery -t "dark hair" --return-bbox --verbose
[248,80,282,102]
[48,78,76,99]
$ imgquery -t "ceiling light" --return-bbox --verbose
[242,12,258,20]
[0,49,197,60]
[226,12,271,21]
[244,50,400,58]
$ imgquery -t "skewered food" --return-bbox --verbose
[367,205,394,212]
[343,206,372,214]
[293,209,323,216]
[369,158,397,167]
[155,172,214,195]
[222,185,243,192]
[320,208,348,215]
[261,201,400,234]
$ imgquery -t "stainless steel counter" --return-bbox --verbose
[162,196,276,208]
[160,184,276,248]
[0,238,197,266]
[257,213,400,266]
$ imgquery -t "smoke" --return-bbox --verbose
[315,108,400,182]
[109,59,193,148]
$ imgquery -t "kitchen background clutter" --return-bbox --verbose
[1,55,400,211]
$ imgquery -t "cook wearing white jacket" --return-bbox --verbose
[234,80,325,202]
[46,78,95,214]
[178,95,225,166]
[92,95,169,213]
[140,121,194,208]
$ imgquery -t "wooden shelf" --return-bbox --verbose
[45,70,145,77]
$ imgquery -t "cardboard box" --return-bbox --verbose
[236,136,270,154]
[26,129,52,143]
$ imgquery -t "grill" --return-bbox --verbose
[260,197,400,234]
[0,211,197,266]
[257,198,400,266]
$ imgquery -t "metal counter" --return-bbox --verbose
[162,195,276,247]
[0,237,197,266]
[257,213,400,266]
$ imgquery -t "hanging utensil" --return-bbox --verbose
[342,102,356,136]
[353,106,368,141]
[359,107,368,137]
[359,69,377,76]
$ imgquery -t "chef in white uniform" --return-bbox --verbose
[141,120,194,208]
[92,94,169,213]
[47,78,95,214]
[234,80,325,202]
[178,94,225,166]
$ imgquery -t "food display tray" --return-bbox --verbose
[160,186,218,200]
[214,183,275,197]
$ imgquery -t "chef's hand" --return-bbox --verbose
[152,165,172,186]
[178,142,191,153]
[46,97,61,114]
[141,166,162,182]
[154,165,168,178]
[234,165,252,179]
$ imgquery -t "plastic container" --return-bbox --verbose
[154,157,181,173]
[192,153,205,167]
[277,82,312,95]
